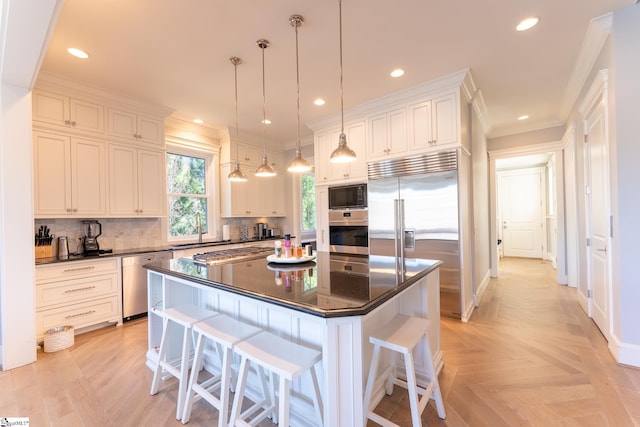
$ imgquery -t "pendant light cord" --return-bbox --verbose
[233,59,240,163]
[295,20,301,151]
[339,0,345,135]
[261,42,268,157]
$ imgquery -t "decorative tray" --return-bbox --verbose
[266,254,316,264]
[266,261,317,271]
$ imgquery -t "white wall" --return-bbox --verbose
[0,0,63,370]
[610,4,640,365]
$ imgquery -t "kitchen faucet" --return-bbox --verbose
[196,212,203,244]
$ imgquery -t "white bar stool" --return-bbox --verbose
[229,331,324,427]
[181,314,262,426]
[363,314,446,427]
[150,303,218,420]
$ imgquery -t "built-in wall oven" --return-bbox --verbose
[329,209,368,255]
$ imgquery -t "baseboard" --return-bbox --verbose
[460,299,475,323]
[609,333,640,368]
[474,269,491,306]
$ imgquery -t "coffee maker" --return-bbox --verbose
[82,220,102,256]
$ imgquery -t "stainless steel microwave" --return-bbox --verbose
[328,184,367,210]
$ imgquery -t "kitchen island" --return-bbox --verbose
[144,251,442,427]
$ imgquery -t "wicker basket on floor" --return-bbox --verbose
[44,325,74,352]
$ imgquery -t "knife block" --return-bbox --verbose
[35,245,53,259]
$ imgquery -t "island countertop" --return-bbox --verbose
[144,251,442,318]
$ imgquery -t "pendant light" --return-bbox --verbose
[287,15,312,173]
[330,0,357,163]
[255,39,277,177]
[227,57,248,182]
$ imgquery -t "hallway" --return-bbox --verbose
[413,257,640,426]
[2,258,639,426]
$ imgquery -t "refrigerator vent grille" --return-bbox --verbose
[368,150,457,180]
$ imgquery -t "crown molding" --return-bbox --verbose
[559,13,612,121]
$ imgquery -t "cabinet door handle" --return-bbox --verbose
[64,120,71,125]
[65,309,96,319]
[71,121,77,126]
[66,208,73,212]
[65,285,97,293]
[63,266,96,273]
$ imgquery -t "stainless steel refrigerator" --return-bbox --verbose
[368,150,462,318]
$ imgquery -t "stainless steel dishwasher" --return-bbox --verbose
[122,251,173,321]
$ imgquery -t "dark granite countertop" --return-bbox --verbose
[143,251,442,318]
[34,236,284,265]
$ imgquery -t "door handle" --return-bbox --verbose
[596,246,607,254]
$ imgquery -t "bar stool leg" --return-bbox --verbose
[150,315,170,396]
[363,343,382,426]
[278,376,291,427]
[182,332,206,424]
[403,349,421,427]
[229,356,250,425]
[309,365,324,426]
[176,319,193,419]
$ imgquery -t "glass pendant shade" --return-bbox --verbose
[255,154,277,177]
[228,160,248,182]
[330,0,357,164]
[287,147,312,172]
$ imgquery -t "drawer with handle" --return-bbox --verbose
[36,295,120,341]
[36,258,119,281]
[36,274,119,307]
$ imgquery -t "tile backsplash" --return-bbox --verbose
[34,217,287,254]
[35,218,163,253]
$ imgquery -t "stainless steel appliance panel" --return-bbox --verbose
[328,183,367,210]
[328,209,369,255]
[368,150,462,318]
[122,251,173,321]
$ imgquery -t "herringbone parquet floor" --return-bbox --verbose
[1,257,639,426]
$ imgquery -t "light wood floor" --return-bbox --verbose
[2,257,640,426]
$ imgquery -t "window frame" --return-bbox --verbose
[165,146,216,244]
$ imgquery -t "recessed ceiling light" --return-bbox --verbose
[518,115,529,120]
[314,98,326,106]
[390,68,405,78]
[193,118,203,124]
[516,17,539,31]
[67,47,89,59]
[262,119,271,125]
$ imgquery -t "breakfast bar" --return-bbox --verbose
[144,251,442,426]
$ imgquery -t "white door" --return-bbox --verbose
[584,97,611,340]
[498,168,543,258]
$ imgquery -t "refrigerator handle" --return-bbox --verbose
[398,199,405,261]
[393,199,400,261]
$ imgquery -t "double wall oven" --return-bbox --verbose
[328,184,368,256]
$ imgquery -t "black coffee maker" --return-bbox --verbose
[82,220,102,256]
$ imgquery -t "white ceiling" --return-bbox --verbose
[39,0,635,149]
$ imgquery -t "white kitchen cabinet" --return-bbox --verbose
[35,257,122,343]
[33,131,107,217]
[108,144,165,217]
[367,108,407,160]
[33,89,105,135]
[314,120,367,184]
[407,92,458,152]
[220,163,286,218]
[108,108,164,146]
[315,186,329,252]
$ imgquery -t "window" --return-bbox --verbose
[167,151,211,238]
[301,173,316,233]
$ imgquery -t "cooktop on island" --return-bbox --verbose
[190,246,273,265]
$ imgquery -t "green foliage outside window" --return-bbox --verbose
[301,174,316,231]
[167,153,208,237]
